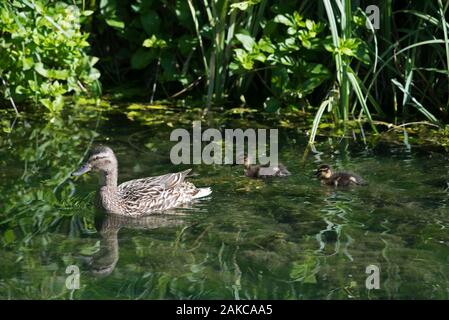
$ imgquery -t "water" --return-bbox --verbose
[1,105,449,299]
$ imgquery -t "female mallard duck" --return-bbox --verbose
[72,146,211,216]
[315,164,366,187]
[239,155,291,179]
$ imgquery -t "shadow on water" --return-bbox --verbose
[1,105,449,299]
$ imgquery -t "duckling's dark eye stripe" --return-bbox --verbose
[92,155,107,161]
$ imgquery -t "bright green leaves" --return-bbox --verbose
[290,254,320,284]
[233,49,253,70]
[34,63,70,80]
[229,0,261,13]
[143,35,167,49]
[105,18,124,29]
[324,37,371,65]
[131,35,167,70]
[3,229,16,246]
[232,35,272,71]
[232,11,330,112]
[274,13,295,27]
[100,0,124,30]
[0,1,100,112]
[235,33,256,51]
[40,96,64,114]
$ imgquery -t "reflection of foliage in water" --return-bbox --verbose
[0,109,101,298]
[1,105,449,299]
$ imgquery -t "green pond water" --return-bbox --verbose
[1,105,449,299]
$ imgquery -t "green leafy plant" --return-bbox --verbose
[0,0,100,114]
[231,10,331,113]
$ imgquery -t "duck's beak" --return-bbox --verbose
[314,170,321,177]
[72,163,91,176]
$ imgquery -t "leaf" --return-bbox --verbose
[105,18,124,29]
[299,63,331,95]
[229,0,260,13]
[22,57,34,71]
[235,33,256,51]
[143,35,167,49]
[140,10,161,35]
[234,48,254,70]
[3,229,15,244]
[290,255,319,283]
[257,37,275,53]
[1,119,11,133]
[40,98,54,111]
[274,14,294,27]
[88,68,101,81]
[131,48,154,69]
[34,62,49,78]
[34,63,69,80]
[305,19,314,30]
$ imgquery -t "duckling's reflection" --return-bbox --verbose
[87,212,187,277]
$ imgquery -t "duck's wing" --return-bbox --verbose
[257,163,291,177]
[336,172,366,186]
[117,169,193,213]
[118,169,191,192]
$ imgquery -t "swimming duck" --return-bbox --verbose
[315,164,366,187]
[239,155,291,179]
[72,146,211,216]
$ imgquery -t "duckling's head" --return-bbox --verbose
[315,164,333,179]
[236,154,253,168]
[72,145,118,176]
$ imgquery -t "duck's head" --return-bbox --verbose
[72,145,117,176]
[315,164,332,179]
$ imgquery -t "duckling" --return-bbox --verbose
[315,164,366,187]
[239,155,291,179]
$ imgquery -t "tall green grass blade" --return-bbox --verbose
[360,9,378,73]
[187,0,209,75]
[391,78,438,123]
[323,0,342,83]
[308,98,332,145]
[367,39,447,99]
[346,68,377,133]
[438,0,449,109]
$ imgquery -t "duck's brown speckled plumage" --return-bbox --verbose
[239,155,291,179]
[315,164,366,187]
[73,146,211,216]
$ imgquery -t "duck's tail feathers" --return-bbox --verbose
[193,187,212,199]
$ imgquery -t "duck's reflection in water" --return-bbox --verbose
[86,212,188,277]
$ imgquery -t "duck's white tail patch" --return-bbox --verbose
[193,187,212,199]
